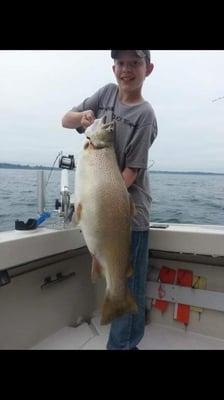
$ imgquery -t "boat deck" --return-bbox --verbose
[32,315,224,350]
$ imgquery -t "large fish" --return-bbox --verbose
[74,116,138,325]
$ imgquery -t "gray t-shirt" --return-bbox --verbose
[71,83,158,231]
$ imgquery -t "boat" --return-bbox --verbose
[1,163,224,350]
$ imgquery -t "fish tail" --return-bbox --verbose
[100,289,138,325]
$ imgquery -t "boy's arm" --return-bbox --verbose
[62,85,108,132]
[122,167,138,188]
[62,110,95,130]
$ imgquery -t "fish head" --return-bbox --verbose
[85,116,115,149]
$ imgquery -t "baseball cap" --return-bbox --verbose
[111,50,151,62]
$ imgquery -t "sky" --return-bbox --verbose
[1,50,224,173]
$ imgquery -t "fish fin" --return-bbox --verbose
[129,195,136,217]
[75,203,82,223]
[126,263,133,278]
[84,140,89,150]
[91,255,103,283]
[100,289,138,325]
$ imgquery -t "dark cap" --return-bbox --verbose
[111,50,151,62]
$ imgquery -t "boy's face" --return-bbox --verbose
[112,51,153,93]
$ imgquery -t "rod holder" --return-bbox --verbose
[37,170,45,214]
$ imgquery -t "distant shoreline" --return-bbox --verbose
[150,170,224,176]
[0,163,223,175]
[0,163,59,171]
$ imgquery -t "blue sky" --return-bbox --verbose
[1,50,224,172]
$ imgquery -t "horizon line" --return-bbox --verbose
[0,162,224,175]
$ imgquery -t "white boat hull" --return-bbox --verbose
[0,223,224,349]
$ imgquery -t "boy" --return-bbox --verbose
[62,50,158,349]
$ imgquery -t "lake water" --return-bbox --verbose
[0,169,224,232]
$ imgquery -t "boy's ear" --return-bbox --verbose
[112,64,116,74]
[146,62,154,77]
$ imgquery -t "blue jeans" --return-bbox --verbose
[106,230,149,350]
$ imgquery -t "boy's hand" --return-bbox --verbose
[81,110,95,129]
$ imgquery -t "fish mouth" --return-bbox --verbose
[86,136,98,149]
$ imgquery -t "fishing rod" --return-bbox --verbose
[212,96,224,103]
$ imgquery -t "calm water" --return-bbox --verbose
[0,169,224,232]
